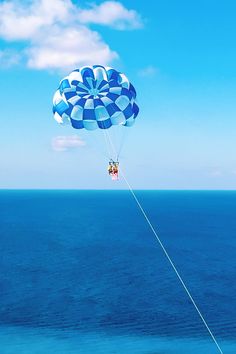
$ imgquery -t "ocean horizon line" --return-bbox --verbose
[0,188,236,192]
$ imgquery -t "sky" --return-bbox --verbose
[0,0,236,189]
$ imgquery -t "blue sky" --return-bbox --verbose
[0,0,236,189]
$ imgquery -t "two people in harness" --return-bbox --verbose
[108,160,119,180]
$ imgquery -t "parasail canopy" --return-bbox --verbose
[52,65,139,131]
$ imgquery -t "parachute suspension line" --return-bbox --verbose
[116,126,128,161]
[85,130,110,160]
[104,127,118,161]
[104,126,119,162]
[101,124,113,160]
[105,128,224,354]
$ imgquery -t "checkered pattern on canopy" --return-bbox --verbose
[52,65,139,130]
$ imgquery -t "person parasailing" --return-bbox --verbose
[108,160,119,180]
[112,161,119,180]
[108,160,113,176]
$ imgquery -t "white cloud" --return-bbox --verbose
[0,49,21,68]
[52,135,85,151]
[0,0,72,41]
[27,25,117,70]
[78,1,143,30]
[0,0,142,71]
[138,65,158,77]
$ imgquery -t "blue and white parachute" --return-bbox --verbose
[52,65,139,130]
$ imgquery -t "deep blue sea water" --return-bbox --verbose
[0,190,235,353]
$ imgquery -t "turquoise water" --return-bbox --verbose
[0,190,235,353]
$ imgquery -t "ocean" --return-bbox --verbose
[0,190,235,353]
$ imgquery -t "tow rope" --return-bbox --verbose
[105,128,224,354]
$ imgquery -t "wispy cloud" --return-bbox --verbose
[78,1,143,30]
[0,0,142,71]
[52,135,85,152]
[138,65,158,77]
[0,49,21,68]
